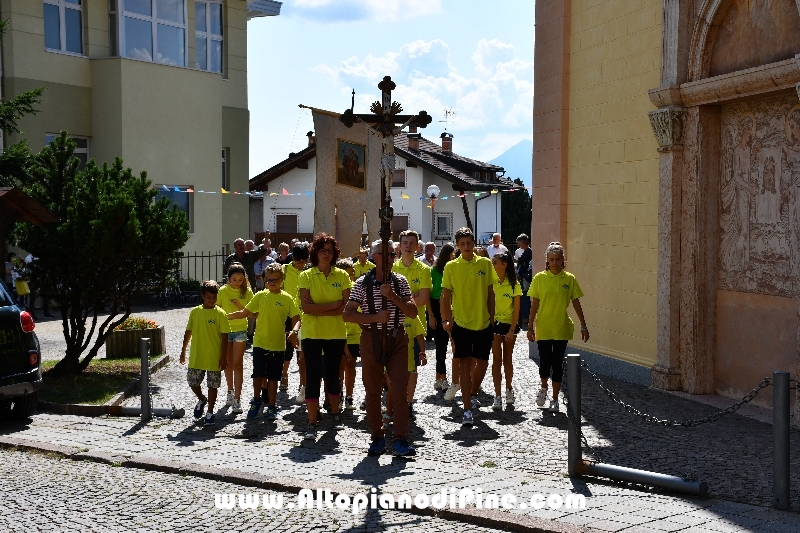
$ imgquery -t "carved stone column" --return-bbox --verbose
[649,106,685,390]
[678,105,719,394]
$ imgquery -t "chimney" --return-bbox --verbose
[307,131,316,146]
[440,132,453,154]
[407,125,420,151]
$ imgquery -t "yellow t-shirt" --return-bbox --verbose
[216,284,254,332]
[404,312,425,371]
[346,308,362,345]
[245,290,299,351]
[442,254,498,331]
[186,305,230,371]
[527,270,584,341]
[282,263,304,309]
[353,260,376,279]
[494,277,523,324]
[392,257,432,335]
[297,267,352,339]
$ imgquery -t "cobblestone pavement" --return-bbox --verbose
[11,305,800,532]
[0,447,507,533]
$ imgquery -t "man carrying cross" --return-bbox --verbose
[339,76,431,456]
[344,239,417,456]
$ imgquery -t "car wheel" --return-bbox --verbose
[7,392,38,419]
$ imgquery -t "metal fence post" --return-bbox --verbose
[773,370,790,510]
[140,338,151,423]
[566,354,581,476]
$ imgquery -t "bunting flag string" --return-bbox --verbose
[154,185,531,197]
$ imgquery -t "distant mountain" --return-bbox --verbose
[489,140,532,188]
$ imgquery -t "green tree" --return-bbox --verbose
[501,177,532,243]
[0,19,46,188]
[16,132,190,375]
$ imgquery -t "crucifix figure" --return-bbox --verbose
[339,76,432,352]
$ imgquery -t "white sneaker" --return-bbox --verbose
[506,388,515,406]
[443,383,461,401]
[548,399,560,413]
[231,399,243,414]
[433,379,443,391]
[536,388,548,407]
[492,396,502,411]
[294,385,305,405]
[225,390,234,407]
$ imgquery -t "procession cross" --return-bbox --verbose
[339,76,432,354]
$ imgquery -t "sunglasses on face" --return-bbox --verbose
[265,277,283,284]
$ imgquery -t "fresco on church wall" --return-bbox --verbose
[719,94,800,297]
[709,0,800,78]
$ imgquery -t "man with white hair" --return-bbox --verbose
[344,239,418,457]
[486,233,508,259]
[420,242,436,267]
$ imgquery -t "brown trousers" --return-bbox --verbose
[360,330,409,442]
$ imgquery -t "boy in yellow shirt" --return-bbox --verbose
[441,227,498,427]
[180,280,230,427]
[228,263,300,421]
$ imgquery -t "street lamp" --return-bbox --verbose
[426,184,440,242]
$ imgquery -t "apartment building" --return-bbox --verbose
[3,0,281,253]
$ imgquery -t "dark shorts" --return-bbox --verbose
[451,323,493,361]
[347,343,360,358]
[537,340,568,382]
[252,347,284,382]
[493,321,521,336]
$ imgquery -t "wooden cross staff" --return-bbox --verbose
[339,76,432,352]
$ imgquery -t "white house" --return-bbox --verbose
[250,131,514,245]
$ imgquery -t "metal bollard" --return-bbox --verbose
[773,371,790,510]
[140,338,151,423]
[566,354,581,476]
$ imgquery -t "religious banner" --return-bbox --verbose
[310,108,382,256]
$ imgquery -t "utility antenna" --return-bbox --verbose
[439,108,456,130]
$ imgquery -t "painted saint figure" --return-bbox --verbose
[781,109,800,278]
[732,116,754,271]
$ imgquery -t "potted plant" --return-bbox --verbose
[105,317,165,359]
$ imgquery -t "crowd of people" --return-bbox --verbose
[179,228,589,458]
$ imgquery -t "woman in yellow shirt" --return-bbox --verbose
[297,233,352,440]
[490,251,522,410]
[526,242,589,413]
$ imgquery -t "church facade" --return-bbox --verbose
[533,0,800,413]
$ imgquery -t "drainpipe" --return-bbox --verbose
[474,191,491,244]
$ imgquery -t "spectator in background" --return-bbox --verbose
[515,234,533,324]
[486,233,508,259]
[276,242,292,265]
[420,242,436,267]
[5,252,15,296]
[245,240,255,252]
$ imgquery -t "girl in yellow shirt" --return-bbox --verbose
[217,263,254,414]
[490,251,522,410]
[526,242,589,413]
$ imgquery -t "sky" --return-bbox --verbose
[246,0,535,178]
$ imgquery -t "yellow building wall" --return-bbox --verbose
[2,0,251,255]
[566,0,662,366]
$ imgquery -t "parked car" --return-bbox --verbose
[0,281,41,419]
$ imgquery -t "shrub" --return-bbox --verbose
[114,317,159,331]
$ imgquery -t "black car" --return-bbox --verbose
[0,281,41,419]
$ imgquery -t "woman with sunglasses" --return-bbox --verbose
[297,233,352,440]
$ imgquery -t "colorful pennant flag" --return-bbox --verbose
[221,188,228,194]
[186,188,194,193]
[162,184,169,191]
[282,188,290,196]
[306,190,313,196]
[401,193,410,199]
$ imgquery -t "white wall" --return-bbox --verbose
[475,192,501,244]
[262,158,317,233]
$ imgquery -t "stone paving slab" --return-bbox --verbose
[11,305,800,532]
